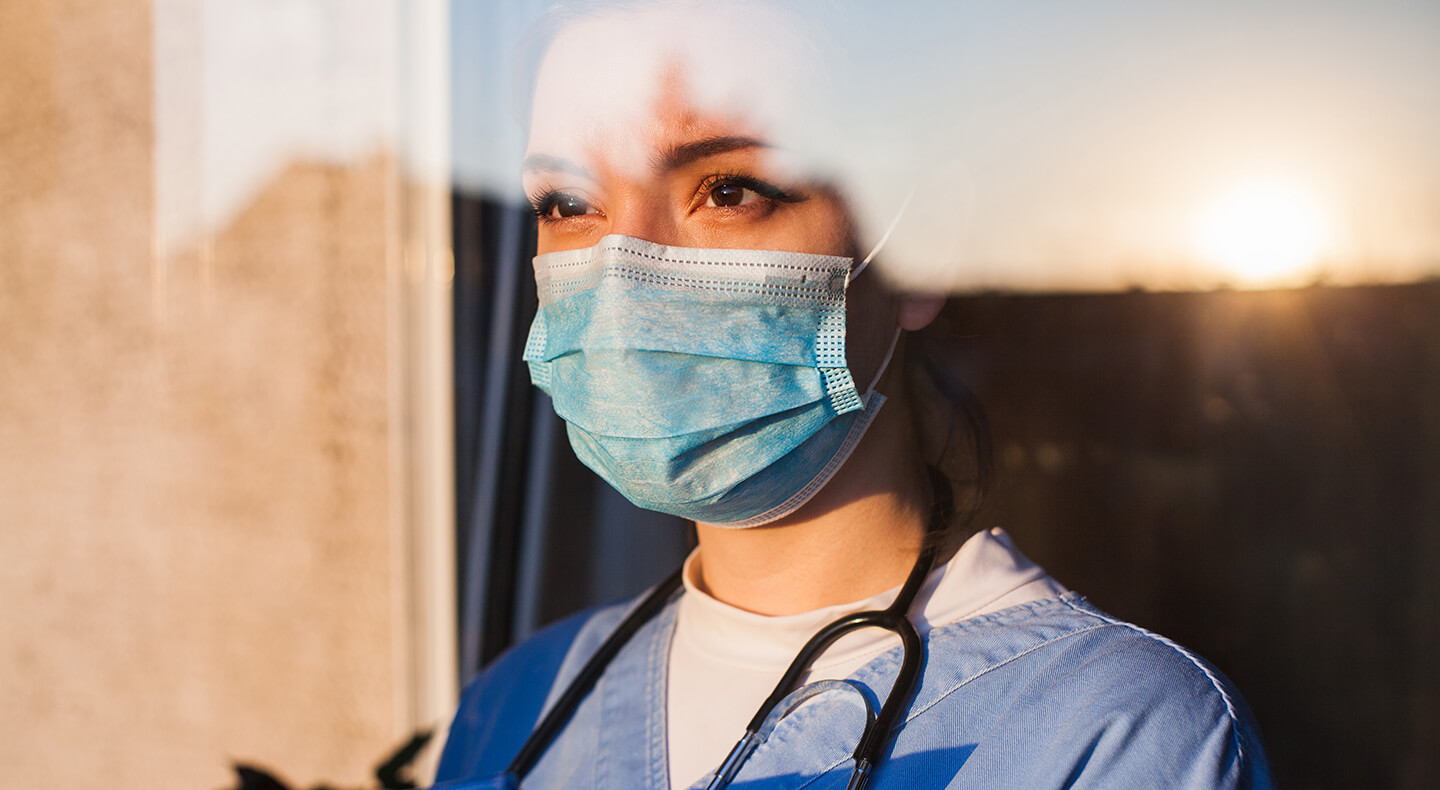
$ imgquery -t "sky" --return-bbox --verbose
[452,0,1440,292]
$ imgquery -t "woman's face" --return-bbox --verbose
[521,6,911,391]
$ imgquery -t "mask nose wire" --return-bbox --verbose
[848,187,916,283]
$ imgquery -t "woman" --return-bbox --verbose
[434,2,1270,788]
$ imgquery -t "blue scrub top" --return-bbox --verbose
[432,592,1271,789]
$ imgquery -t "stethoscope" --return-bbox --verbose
[498,470,952,790]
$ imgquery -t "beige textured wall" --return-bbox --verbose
[1,4,415,788]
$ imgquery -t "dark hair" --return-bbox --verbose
[905,316,995,545]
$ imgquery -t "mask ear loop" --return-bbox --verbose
[865,327,902,397]
[848,187,916,284]
[850,189,914,397]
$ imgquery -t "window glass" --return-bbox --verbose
[450,3,1440,788]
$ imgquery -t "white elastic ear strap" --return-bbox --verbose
[864,327,903,396]
[849,187,916,282]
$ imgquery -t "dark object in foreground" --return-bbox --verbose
[227,730,434,790]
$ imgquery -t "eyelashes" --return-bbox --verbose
[528,188,596,222]
[695,172,808,208]
[527,172,808,224]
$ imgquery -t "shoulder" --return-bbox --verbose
[921,596,1272,789]
[432,602,627,786]
[1041,598,1263,744]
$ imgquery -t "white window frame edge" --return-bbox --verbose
[390,0,458,776]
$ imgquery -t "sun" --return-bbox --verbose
[1194,181,1332,287]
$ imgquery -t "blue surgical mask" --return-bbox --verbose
[523,235,894,527]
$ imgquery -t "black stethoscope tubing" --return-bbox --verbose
[503,473,951,789]
[504,564,685,782]
[708,532,938,790]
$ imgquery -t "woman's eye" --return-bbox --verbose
[552,195,596,218]
[707,182,754,208]
[530,189,600,222]
[696,175,802,212]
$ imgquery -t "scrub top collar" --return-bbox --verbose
[675,527,1068,674]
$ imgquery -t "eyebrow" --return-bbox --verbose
[655,135,769,171]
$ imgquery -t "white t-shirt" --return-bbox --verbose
[666,527,1068,790]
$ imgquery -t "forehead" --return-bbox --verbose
[525,2,816,176]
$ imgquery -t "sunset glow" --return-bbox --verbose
[1194,182,1333,287]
